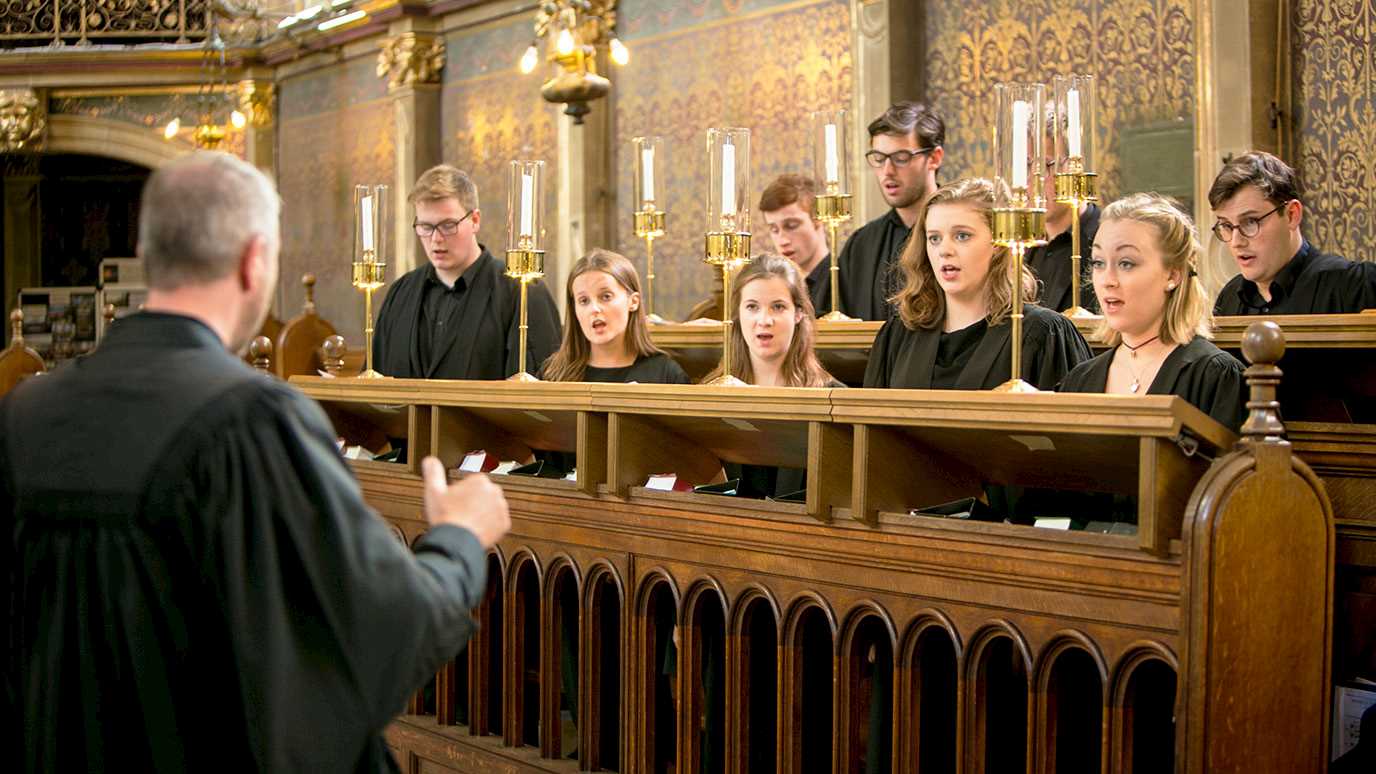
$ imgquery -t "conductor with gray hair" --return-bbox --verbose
[1,151,511,772]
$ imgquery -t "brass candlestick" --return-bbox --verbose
[352,183,389,379]
[814,187,853,321]
[1053,74,1099,319]
[634,207,667,323]
[703,229,750,387]
[505,244,546,382]
[1055,166,1099,318]
[993,207,1047,393]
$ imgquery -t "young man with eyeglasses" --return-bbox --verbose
[373,164,560,379]
[1210,151,1376,315]
[835,101,946,320]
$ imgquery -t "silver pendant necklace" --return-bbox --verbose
[1121,336,1161,393]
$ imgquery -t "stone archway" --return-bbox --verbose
[43,114,190,169]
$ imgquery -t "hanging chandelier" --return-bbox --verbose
[518,1,628,124]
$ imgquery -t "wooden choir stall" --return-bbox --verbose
[290,316,1376,774]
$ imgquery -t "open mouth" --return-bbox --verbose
[1101,297,1124,313]
[938,264,960,281]
[591,319,607,333]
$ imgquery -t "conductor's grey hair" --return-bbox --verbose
[137,151,281,290]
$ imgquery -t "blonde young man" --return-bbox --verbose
[373,164,561,378]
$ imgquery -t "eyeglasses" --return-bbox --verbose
[413,210,474,238]
[864,146,939,168]
[1211,202,1289,242]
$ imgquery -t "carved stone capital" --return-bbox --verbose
[0,88,47,152]
[237,80,276,129]
[377,33,445,91]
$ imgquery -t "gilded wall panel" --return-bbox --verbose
[925,0,1195,204]
[441,18,562,267]
[1293,0,1375,261]
[613,0,852,321]
[278,59,395,343]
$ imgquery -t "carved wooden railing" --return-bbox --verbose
[0,0,209,47]
[294,321,1339,773]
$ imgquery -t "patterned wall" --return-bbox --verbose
[277,56,394,341]
[613,0,853,321]
[441,16,562,266]
[1293,0,1375,262]
[925,0,1195,204]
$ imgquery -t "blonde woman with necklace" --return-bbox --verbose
[1060,193,1246,431]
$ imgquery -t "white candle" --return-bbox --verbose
[360,194,374,252]
[720,141,736,218]
[641,147,655,204]
[519,172,534,237]
[824,123,839,185]
[1067,89,1083,158]
[1011,100,1029,189]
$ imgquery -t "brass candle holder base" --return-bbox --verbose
[506,248,546,382]
[815,193,855,322]
[352,260,389,379]
[1055,170,1100,320]
[993,209,1048,394]
[635,208,668,324]
[704,230,751,386]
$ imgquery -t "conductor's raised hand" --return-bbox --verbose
[421,456,511,548]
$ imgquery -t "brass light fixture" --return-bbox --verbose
[162,30,246,150]
[518,1,628,124]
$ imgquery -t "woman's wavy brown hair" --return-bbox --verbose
[542,249,664,381]
[702,254,835,387]
[889,177,1037,330]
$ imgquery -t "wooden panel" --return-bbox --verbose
[852,424,983,526]
[607,412,723,497]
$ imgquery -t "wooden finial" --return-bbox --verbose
[321,334,345,376]
[249,335,273,374]
[9,309,21,344]
[302,273,317,315]
[103,304,116,329]
[1240,320,1286,442]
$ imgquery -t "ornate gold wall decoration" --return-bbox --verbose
[1292,0,1375,261]
[925,0,1196,205]
[377,33,446,90]
[237,80,275,128]
[0,0,208,47]
[0,88,47,152]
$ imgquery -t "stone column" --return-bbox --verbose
[378,26,445,277]
[850,0,925,223]
[237,78,276,175]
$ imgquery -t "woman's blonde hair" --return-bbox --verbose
[1093,192,1212,347]
[890,177,1037,330]
[702,254,835,387]
[541,249,664,381]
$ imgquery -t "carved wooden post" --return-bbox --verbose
[249,335,273,375]
[321,335,346,376]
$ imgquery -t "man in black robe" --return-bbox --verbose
[373,164,561,379]
[1209,151,1376,315]
[836,102,946,320]
[1026,147,1101,313]
[760,173,831,316]
[1,151,512,772]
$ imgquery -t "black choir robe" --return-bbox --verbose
[804,255,833,317]
[863,304,1092,390]
[1214,240,1376,315]
[837,209,913,320]
[1,312,486,773]
[1025,203,1101,313]
[578,352,692,385]
[373,247,561,379]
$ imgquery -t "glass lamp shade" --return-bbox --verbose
[632,135,664,213]
[506,160,546,253]
[810,109,851,196]
[1053,74,1096,176]
[706,127,750,234]
[353,184,389,264]
[992,82,1047,210]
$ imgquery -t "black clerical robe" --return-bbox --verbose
[373,248,561,379]
[1025,203,1101,313]
[1214,241,1376,315]
[803,256,833,317]
[580,352,692,384]
[1,312,487,773]
[837,209,913,320]
[863,305,1092,390]
[1059,335,1246,431]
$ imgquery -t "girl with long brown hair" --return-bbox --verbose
[863,177,1091,389]
[541,249,689,384]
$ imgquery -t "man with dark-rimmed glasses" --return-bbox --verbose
[373,164,560,380]
[1210,151,1376,315]
[835,101,946,320]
